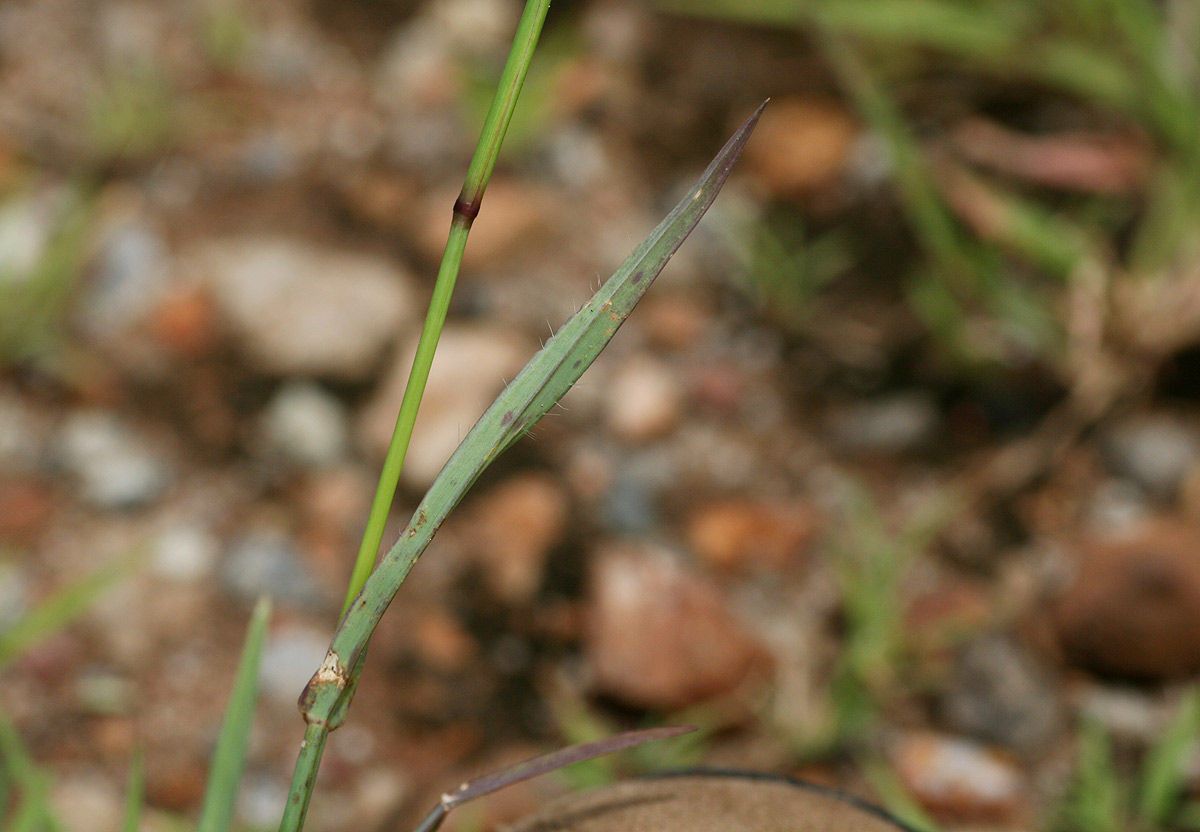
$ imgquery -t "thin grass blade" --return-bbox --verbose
[0,549,137,671]
[1138,688,1200,825]
[0,708,64,832]
[300,102,765,730]
[121,748,144,832]
[198,596,272,832]
[412,727,695,832]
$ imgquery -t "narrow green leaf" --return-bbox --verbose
[1138,688,1200,825]
[0,708,64,832]
[121,748,144,832]
[864,760,942,832]
[0,549,137,671]
[198,596,272,832]
[299,102,765,730]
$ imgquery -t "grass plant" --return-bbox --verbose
[1054,690,1200,832]
[0,188,92,371]
[88,67,176,162]
[282,100,763,831]
[825,482,950,750]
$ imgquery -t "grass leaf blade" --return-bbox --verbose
[121,748,143,832]
[1138,688,1200,825]
[0,550,137,672]
[0,708,64,832]
[198,596,272,832]
[300,103,764,730]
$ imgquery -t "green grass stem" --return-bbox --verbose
[342,0,553,615]
[121,749,143,832]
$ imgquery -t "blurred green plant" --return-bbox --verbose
[0,564,271,831]
[461,26,581,158]
[667,0,1200,376]
[88,66,176,161]
[199,1,254,70]
[0,189,92,370]
[0,708,64,832]
[0,547,138,672]
[121,749,144,832]
[723,205,854,331]
[1054,690,1200,832]
[823,482,952,750]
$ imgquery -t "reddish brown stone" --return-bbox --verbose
[742,97,859,197]
[586,546,769,709]
[0,479,54,543]
[1054,518,1200,679]
[686,499,817,573]
[467,473,569,604]
[148,287,219,358]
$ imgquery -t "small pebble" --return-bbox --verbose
[468,473,568,603]
[829,393,938,454]
[57,411,170,509]
[82,220,171,338]
[50,774,122,832]
[600,452,675,534]
[221,532,325,608]
[605,358,683,443]
[237,771,290,828]
[74,669,134,715]
[685,499,817,572]
[258,625,331,704]
[262,381,349,467]
[1104,414,1200,498]
[1077,684,1164,743]
[891,733,1023,821]
[1086,478,1150,534]
[152,524,219,583]
[742,97,859,197]
[0,189,59,282]
[942,635,1060,751]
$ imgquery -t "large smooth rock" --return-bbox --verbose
[192,237,413,379]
